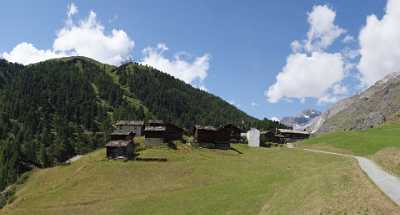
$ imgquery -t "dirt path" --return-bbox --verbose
[301,148,400,207]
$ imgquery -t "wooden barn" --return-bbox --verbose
[193,124,241,150]
[193,126,221,149]
[106,131,136,160]
[115,120,145,136]
[144,120,183,145]
[277,129,310,143]
[218,124,242,143]
[262,129,309,144]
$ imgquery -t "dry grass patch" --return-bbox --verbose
[371,147,400,177]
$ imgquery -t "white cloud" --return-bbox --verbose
[266,4,347,103]
[358,0,400,86]
[266,52,345,103]
[305,5,345,52]
[251,101,258,107]
[342,35,355,43]
[67,3,78,18]
[290,40,303,53]
[3,4,134,65]
[271,117,280,122]
[2,42,66,65]
[54,11,134,65]
[141,43,210,85]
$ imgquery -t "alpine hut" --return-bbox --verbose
[115,120,145,136]
[106,131,136,160]
[144,120,183,145]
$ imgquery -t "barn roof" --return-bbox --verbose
[106,140,132,147]
[111,130,135,136]
[278,129,309,135]
[115,120,144,126]
[147,120,164,124]
[195,125,218,131]
[145,126,166,131]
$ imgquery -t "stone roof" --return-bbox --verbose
[106,140,132,147]
[111,130,135,136]
[194,125,218,131]
[278,129,309,135]
[115,120,144,126]
[144,126,166,131]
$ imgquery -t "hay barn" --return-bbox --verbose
[106,131,136,160]
[115,120,145,136]
[193,124,242,150]
[144,120,183,145]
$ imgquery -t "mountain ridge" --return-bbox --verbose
[307,72,400,133]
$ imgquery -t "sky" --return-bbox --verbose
[1,0,398,120]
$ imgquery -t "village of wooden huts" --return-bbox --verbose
[106,119,310,159]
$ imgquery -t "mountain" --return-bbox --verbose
[308,72,400,133]
[280,109,321,130]
[0,56,284,191]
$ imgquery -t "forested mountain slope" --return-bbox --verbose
[0,56,284,191]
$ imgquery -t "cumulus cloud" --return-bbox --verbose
[358,0,400,86]
[53,11,134,65]
[3,3,134,65]
[2,42,66,65]
[266,5,347,103]
[251,101,258,107]
[305,5,345,52]
[266,52,345,103]
[67,3,78,18]
[141,43,210,85]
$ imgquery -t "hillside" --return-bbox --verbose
[2,145,399,214]
[301,122,400,177]
[0,56,284,191]
[308,73,400,133]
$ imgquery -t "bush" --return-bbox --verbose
[0,185,16,208]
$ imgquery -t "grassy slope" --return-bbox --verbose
[302,123,400,177]
[302,123,400,155]
[2,145,399,214]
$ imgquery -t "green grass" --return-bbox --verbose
[302,123,400,156]
[2,145,398,214]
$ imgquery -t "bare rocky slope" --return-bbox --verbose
[308,73,400,133]
[280,109,321,130]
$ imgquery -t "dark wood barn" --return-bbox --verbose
[106,131,136,160]
[277,129,310,143]
[144,120,183,145]
[193,124,241,150]
[218,124,242,143]
[115,120,145,136]
[263,129,309,144]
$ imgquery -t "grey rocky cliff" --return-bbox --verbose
[307,72,400,133]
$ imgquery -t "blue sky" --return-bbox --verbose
[1,0,395,120]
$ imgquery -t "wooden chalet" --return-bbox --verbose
[106,131,136,160]
[193,124,242,150]
[115,120,145,136]
[218,124,242,143]
[262,129,310,144]
[277,129,310,142]
[144,120,183,145]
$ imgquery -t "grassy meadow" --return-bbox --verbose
[2,144,399,214]
[301,123,400,176]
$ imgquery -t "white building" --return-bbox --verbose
[247,128,260,147]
